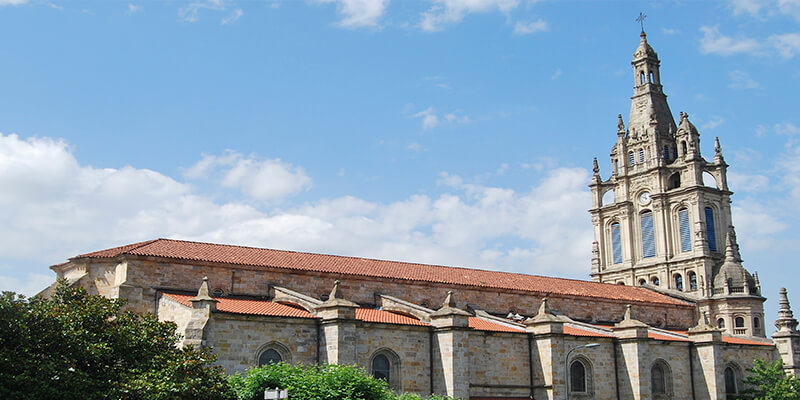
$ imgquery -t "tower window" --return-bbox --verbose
[688,271,697,291]
[639,149,645,163]
[663,145,670,160]
[611,222,622,264]
[705,207,717,251]
[649,71,655,84]
[718,318,725,329]
[681,141,688,155]
[641,211,656,258]
[640,71,645,85]
[638,278,647,286]
[735,317,745,328]
[614,159,619,174]
[674,274,683,291]
[754,317,761,335]
[679,208,691,252]
[651,276,660,286]
[629,151,635,166]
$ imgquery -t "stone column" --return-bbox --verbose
[316,280,359,365]
[687,313,723,400]
[184,276,218,348]
[429,291,471,400]
[773,288,800,376]
[612,305,651,400]
[525,298,564,400]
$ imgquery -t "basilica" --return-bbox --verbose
[44,32,800,400]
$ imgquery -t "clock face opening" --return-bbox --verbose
[638,191,651,205]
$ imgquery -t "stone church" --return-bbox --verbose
[45,32,800,400]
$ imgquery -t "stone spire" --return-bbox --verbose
[776,288,799,333]
[714,136,724,163]
[191,276,218,307]
[617,114,626,136]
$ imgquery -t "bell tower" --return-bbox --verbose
[588,31,766,337]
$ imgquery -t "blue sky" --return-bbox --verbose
[1,0,799,325]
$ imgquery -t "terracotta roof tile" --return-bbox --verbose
[161,293,316,319]
[722,336,774,346]
[78,238,691,307]
[648,331,691,342]
[468,317,526,333]
[356,309,429,327]
[563,325,615,338]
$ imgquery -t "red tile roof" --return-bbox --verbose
[563,325,615,338]
[468,317,526,333]
[357,308,429,327]
[648,332,691,342]
[76,238,691,307]
[162,292,316,319]
[722,336,774,346]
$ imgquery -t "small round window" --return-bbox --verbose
[258,348,283,366]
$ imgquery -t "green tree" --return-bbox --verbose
[0,282,233,400]
[738,359,800,400]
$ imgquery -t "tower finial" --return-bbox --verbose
[636,12,647,35]
[776,288,799,332]
[592,157,600,175]
[617,114,625,135]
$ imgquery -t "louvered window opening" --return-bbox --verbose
[641,212,656,258]
[611,223,622,264]
[629,152,635,166]
[679,208,691,252]
[705,207,717,251]
[639,149,645,163]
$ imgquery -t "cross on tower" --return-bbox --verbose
[636,12,647,33]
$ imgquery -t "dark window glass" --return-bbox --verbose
[664,145,670,160]
[725,367,737,394]
[611,223,622,264]
[705,207,717,251]
[652,364,666,394]
[372,355,390,382]
[679,209,691,252]
[735,317,745,328]
[754,318,761,334]
[641,211,656,258]
[675,275,683,291]
[718,318,726,329]
[639,149,645,163]
[570,361,586,393]
[258,349,282,366]
[689,272,698,290]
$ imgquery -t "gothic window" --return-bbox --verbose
[651,360,672,399]
[371,348,401,391]
[718,318,725,329]
[679,208,691,252]
[688,271,698,291]
[735,316,745,328]
[639,149,645,163]
[641,211,656,258]
[629,151,635,166]
[611,222,622,264]
[640,71,646,85]
[570,360,586,392]
[674,274,683,291]
[725,365,742,399]
[705,207,717,251]
[256,342,291,367]
[663,145,670,160]
[651,276,660,286]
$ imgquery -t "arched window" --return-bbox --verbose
[640,71,646,85]
[674,274,683,291]
[735,316,745,328]
[678,208,691,252]
[681,141,687,155]
[256,342,291,367]
[718,318,725,328]
[370,348,401,391]
[639,149,645,163]
[651,360,672,398]
[614,159,619,174]
[649,71,655,84]
[602,189,615,207]
[629,151,635,166]
[688,271,698,291]
[725,365,742,399]
[664,145,670,160]
[639,278,647,286]
[641,211,656,258]
[669,172,681,190]
[754,317,761,335]
[651,276,660,286]
[611,222,622,264]
[570,360,586,393]
[705,207,717,251]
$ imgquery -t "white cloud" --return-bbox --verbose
[662,28,680,35]
[407,142,428,152]
[514,19,547,35]
[420,0,520,32]
[700,116,725,130]
[770,33,800,59]
[178,0,227,23]
[443,112,470,124]
[0,273,53,297]
[185,151,312,201]
[779,0,800,21]
[0,0,28,6]
[729,70,761,89]
[550,68,563,80]
[728,172,770,192]
[413,107,440,130]
[316,0,389,28]
[776,122,800,135]
[49,3,63,10]
[127,3,141,15]
[221,8,243,24]
[730,0,767,16]
[0,132,596,296]
[699,25,760,56]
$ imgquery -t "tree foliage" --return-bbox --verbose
[0,282,233,400]
[738,359,800,400]
[229,363,457,400]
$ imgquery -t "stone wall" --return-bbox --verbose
[355,322,430,394]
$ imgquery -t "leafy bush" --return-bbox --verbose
[230,363,458,400]
[0,282,233,400]
[738,359,800,400]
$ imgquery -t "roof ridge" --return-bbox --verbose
[71,238,161,259]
